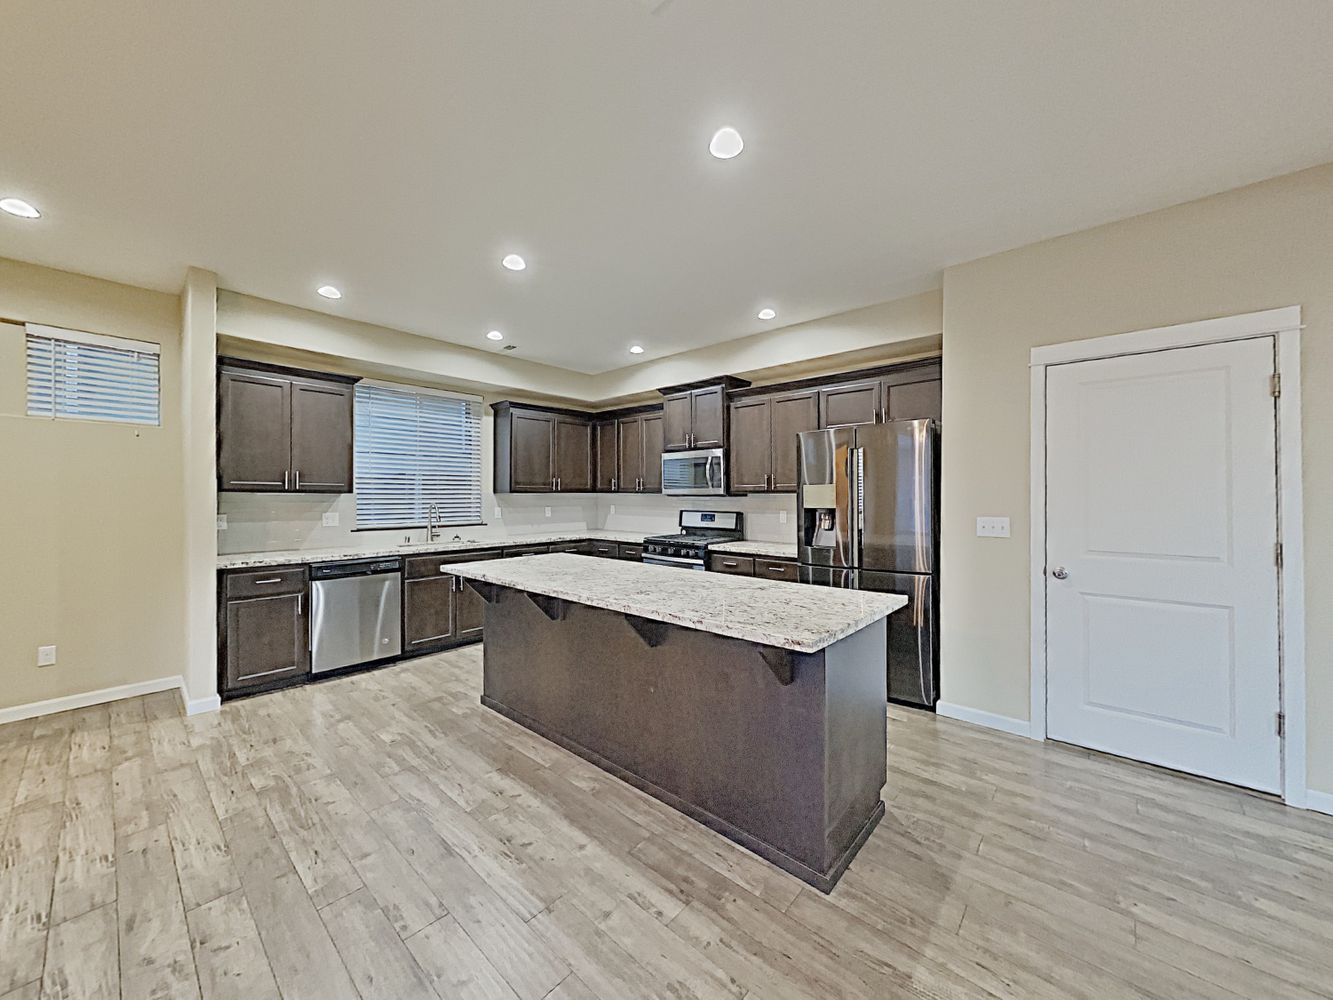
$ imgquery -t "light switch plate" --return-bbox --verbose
[494,506,502,518]
[322,511,339,527]
[544,506,552,517]
[37,645,56,667]
[976,516,1011,538]
[609,505,616,514]
[779,509,788,524]
[216,514,227,530]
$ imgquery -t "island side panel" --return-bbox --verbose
[479,586,831,876]
[821,618,888,876]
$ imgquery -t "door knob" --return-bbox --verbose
[1050,566,1070,580]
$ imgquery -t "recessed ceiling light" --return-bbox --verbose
[501,254,526,271]
[0,197,41,219]
[316,285,342,300]
[487,330,504,341]
[709,127,744,160]
[629,345,645,355]
[757,307,776,320]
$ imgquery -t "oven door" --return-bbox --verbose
[661,448,726,496]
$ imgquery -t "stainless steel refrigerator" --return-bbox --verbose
[797,419,940,707]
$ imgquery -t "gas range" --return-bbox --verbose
[642,510,744,570]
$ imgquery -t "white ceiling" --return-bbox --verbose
[3,1,1332,374]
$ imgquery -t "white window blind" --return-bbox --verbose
[354,380,483,529]
[25,325,161,426]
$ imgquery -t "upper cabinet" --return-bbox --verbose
[817,362,942,428]
[662,383,728,451]
[493,403,593,493]
[612,411,664,492]
[218,360,356,493]
[728,388,820,493]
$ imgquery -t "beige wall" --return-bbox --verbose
[940,163,1333,794]
[0,258,185,713]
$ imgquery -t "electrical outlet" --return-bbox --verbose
[37,645,56,667]
[216,514,227,530]
[976,516,1011,538]
[779,509,788,525]
[494,506,502,518]
[609,505,616,515]
[322,511,339,527]
[544,506,552,518]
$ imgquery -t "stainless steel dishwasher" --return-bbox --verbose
[309,557,403,673]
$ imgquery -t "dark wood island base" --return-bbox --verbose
[472,581,889,892]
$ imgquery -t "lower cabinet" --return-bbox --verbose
[403,550,502,655]
[220,566,310,695]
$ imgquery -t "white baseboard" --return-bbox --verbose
[1304,789,1333,817]
[0,675,184,727]
[935,701,1035,739]
[185,694,222,716]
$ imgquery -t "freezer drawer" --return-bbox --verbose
[310,572,402,673]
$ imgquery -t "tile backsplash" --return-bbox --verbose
[217,490,797,554]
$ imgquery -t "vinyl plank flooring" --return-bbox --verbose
[40,902,119,1000]
[186,890,281,1000]
[406,915,520,1000]
[116,823,200,1000]
[0,805,62,994]
[320,887,439,999]
[50,769,116,925]
[3,646,1333,1000]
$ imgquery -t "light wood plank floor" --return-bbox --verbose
[3,645,1332,999]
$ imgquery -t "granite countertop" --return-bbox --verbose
[710,540,799,559]
[217,532,798,570]
[447,552,905,653]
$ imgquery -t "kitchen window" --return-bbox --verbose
[353,379,483,529]
[25,324,161,426]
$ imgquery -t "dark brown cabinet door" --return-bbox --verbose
[404,576,455,653]
[884,378,942,421]
[509,410,556,491]
[454,579,487,639]
[224,592,309,691]
[662,393,692,451]
[593,419,618,492]
[640,414,664,492]
[553,417,592,492]
[617,416,645,491]
[728,397,772,492]
[690,386,725,449]
[219,371,291,491]
[818,379,880,428]
[290,381,353,493]
[770,389,819,491]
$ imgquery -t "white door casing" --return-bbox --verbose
[1044,337,1282,792]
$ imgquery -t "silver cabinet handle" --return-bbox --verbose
[283,470,289,490]
[296,594,302,614]
[295,469,301,490]
[1051,566,1070,580]
[766,565,785,573]
[254,577,282,585]
[611,477,617,491]
[723,561,739,568]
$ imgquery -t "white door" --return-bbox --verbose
[1045,337,1281,792]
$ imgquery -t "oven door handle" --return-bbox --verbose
[643,553,703,567]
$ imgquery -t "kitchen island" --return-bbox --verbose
[447,552,906,892]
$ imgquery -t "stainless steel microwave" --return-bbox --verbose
[661,448,726,496]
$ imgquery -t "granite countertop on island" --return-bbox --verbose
[217,532,799,570]
[447,552,905,653]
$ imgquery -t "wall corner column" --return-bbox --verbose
[181,267,219,714]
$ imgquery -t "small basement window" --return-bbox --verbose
[25,324,161,426]
[354,379,483,529]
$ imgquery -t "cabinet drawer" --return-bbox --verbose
[754,559,799,582]
[405,549,502,579]
[709,554,755,575]
[549,541,594,554]
[589,542,619,558]
[504,544,551,558]
[224,566,307,599]
[617,544,644,561]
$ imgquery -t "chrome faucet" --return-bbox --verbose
[426,503,443,542]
